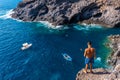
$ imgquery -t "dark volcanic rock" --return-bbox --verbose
[12,0,120,27]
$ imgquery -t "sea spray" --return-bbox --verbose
[94,57,102,67]
[39,21,69,30]
[0,9,14,19]
[73,23,102,31]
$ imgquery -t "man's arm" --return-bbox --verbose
[84,49,87,57]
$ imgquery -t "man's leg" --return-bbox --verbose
[84,64,88,73]
[90,63,93,73]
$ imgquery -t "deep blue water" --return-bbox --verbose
[0,0,120,80]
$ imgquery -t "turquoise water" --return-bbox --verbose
[0,0,120,80]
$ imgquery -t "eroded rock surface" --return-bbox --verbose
[12,0,120,27]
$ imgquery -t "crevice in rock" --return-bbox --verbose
[115,7,120,10]
[114,22,120,27]
[69,13,81,23]
[38,5,49,16]
[81,2,100,20]
[93,12,102,17]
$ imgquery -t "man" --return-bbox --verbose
[83,41,96,73]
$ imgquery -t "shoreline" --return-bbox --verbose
[106,35,120,68]
[1,9,106,30]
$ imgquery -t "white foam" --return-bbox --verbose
[74,23,102,31]
[0,9,14,19]
[74,25,89,31]
[81,23,102,28]
[39,21,56,29]
[95,57,101,62]
[0,9,67,30]
[0,9,23,22]
[37,21,69,30]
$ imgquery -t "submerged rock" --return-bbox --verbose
[12,0,120,27]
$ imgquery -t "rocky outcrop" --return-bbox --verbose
[76,65,120,80]
[76,68,110,80]
[107,34,120,68]
[76,34,120,80]
[107,64,120,80]
[12,0,120,27]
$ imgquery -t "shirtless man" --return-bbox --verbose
[84,41,96,73]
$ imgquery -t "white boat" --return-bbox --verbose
[22,43,28,47]
[21,43,32,50]
[62,53,72,61]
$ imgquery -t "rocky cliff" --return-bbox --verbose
[107,35,120,68]
[12,0,120,27]
[76,65,120,80]
[76,35,120,80]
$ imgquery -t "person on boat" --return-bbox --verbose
[83,41,96,73]
[64,54,70,59]
[23,43,28,48]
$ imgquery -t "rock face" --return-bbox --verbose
[76,35,120,80]
[12,0,120,27]
[76,68,110,80]
[107,34,120,68]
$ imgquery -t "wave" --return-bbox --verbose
[0,9,24,22]
[37,21,69,30]
[0,9,62,30]
[73,23,102,31]
[95,57,101,62]
[0,9,14,19]
[0,10,68,30]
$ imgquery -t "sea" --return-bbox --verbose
[0,0,120,80]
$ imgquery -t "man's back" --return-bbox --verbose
[85,48,95,58]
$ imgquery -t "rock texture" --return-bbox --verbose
[107,35,120,68]
[12,0,120,27]
[76,68,110,80]
[76,35,120,80]
[76,65,120,80]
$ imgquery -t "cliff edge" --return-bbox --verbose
[12,0,120,27]
[76,65,120,80]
